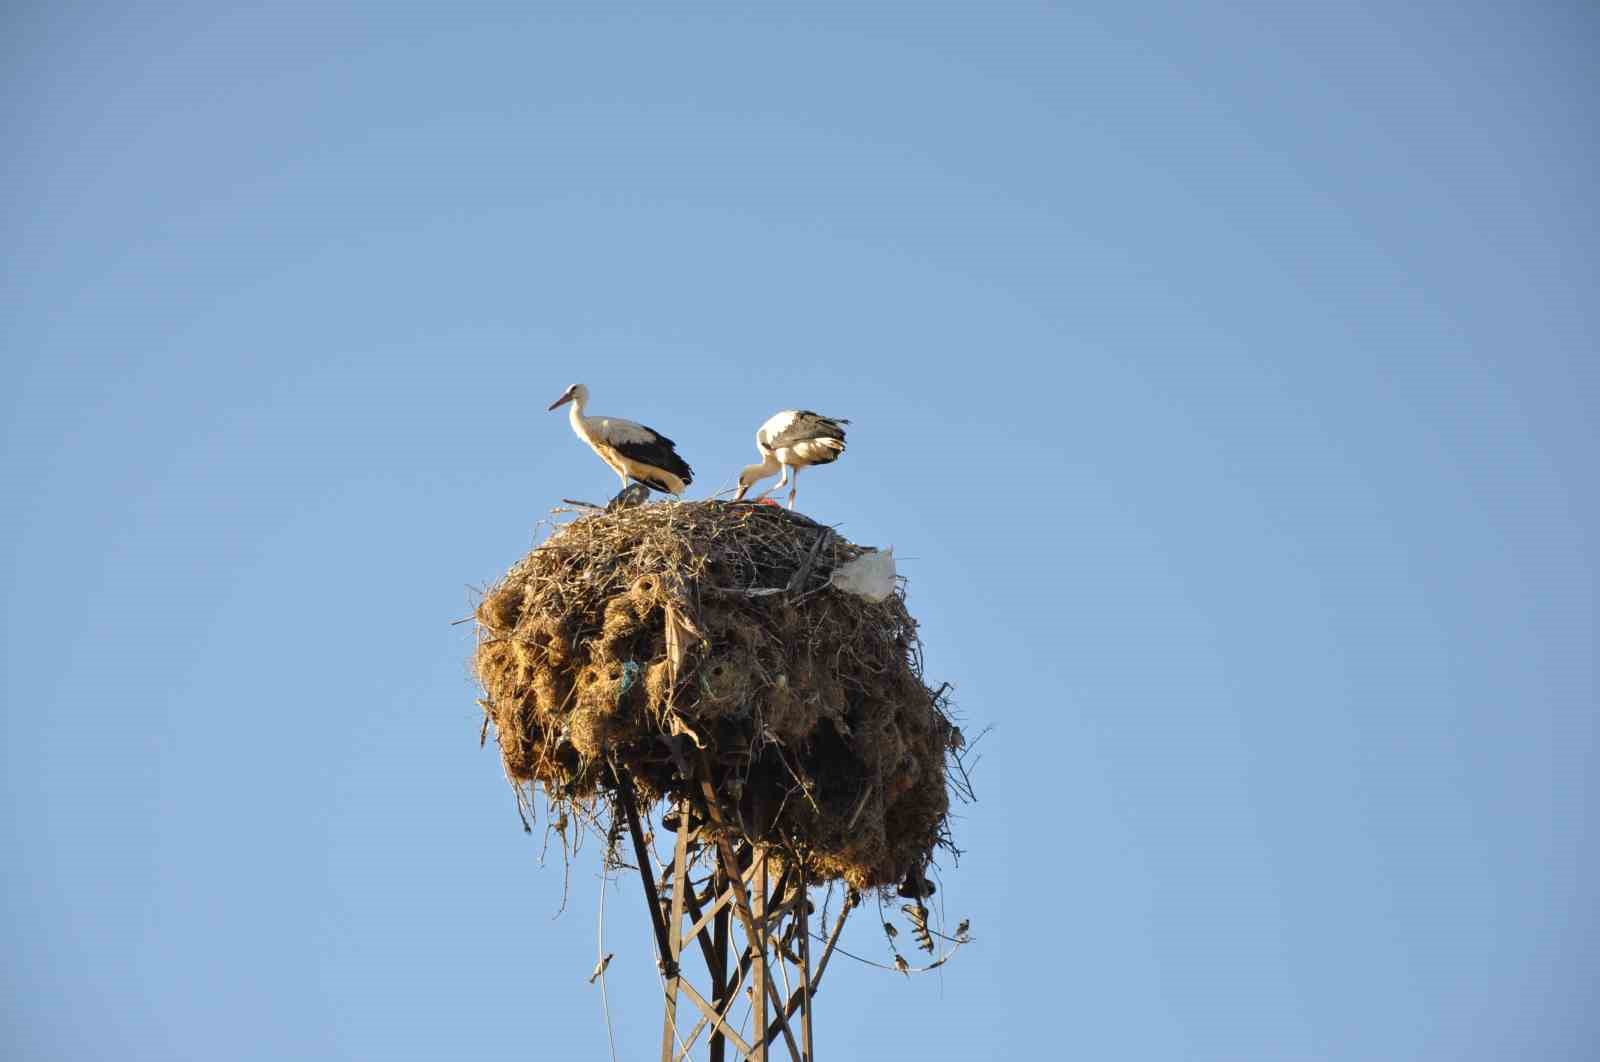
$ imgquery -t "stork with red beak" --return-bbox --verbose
[547,383,693,500]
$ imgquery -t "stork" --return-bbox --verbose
[734,409,849,510]
[547,383,693,503]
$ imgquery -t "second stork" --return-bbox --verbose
[734,409,850,510]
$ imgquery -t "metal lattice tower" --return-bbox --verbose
[616,774,856,1062]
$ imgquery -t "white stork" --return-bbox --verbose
[547,383,694,500]
[734,409,849,509]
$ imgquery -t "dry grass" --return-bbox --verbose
[472,500,960,891]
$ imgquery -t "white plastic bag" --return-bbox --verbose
[829,548,897,602]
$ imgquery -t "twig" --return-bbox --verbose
[786,528,832,595]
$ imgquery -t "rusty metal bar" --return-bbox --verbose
[615,771,677,978]
[678,979,755,1060]
[683,856,765,946]
[753,851,768,1059]
[798,862,812,1062]
[694,767,806,1062]
[753,857,805,1062]
[767,893,853,1049]
[710,871,730,1062]
[676,849,722,979]
[678,920,761,1060]
[660,812,690,1062]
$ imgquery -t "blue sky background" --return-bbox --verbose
[3,2,1595,1059]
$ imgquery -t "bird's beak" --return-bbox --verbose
[547,391,573,411]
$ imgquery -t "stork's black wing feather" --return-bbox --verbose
[612,432,694,491]
[764,410,849,451]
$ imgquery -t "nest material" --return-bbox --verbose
[473,500,955,890]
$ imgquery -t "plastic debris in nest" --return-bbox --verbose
[829,547,897,602]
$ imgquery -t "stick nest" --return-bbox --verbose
[472,500,958,891]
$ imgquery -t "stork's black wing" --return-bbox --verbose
[761,410,849,451]
[612,431,694,491]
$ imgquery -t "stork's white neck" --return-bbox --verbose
[743,455,780,479]
[566,392,589,437]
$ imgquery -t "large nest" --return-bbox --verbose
[472,500,958,891]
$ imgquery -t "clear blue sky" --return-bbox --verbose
[4,3,1595,1059]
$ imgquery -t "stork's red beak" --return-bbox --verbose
[547,391,574,411]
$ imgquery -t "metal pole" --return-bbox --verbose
[614,771,677,977]
[660,810,689,1062]
[752,850,769,1061]
[710,865,729,1062]
[798,862,813,1061]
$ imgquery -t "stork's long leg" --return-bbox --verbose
[787,466,800,510]
[753,463,789,502]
